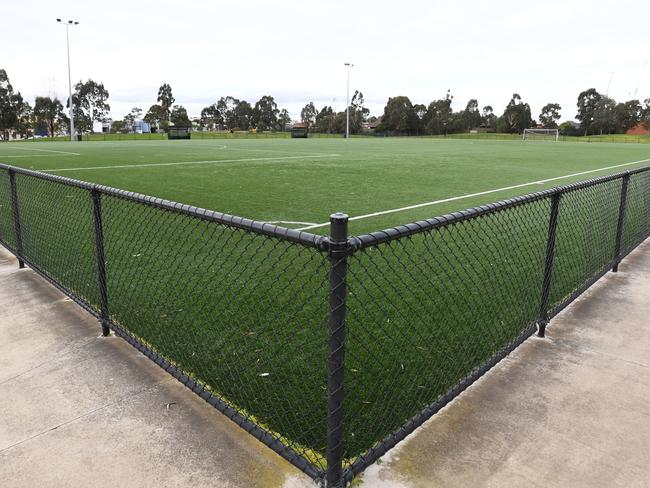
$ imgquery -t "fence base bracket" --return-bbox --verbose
[99,320,111,337]
[537,321,547,338]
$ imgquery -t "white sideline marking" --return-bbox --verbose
[40,153,341,172]
[297,158,650,231]
[8,146,80,156]
[265,221,319,226]
[233,147,334,155]
[1,155,79,158]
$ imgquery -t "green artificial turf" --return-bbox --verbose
[0,137,649,472]
[1,137,649,236]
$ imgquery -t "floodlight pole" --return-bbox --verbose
[345,62,353,140]
[57,19,79,142]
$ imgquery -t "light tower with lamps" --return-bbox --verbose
[56,18,79,142]
[344,62,354,139]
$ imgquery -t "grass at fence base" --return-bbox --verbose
[112,317,329,470]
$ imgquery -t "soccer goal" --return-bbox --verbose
[168,126,191,140]
[523,128,559,141]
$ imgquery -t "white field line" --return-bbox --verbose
[265,220,318,226]
[161,144,321,155]
[231,146,336,155]
[297,158,650,231]
[0,154,79,158]
[8,146,80,156]
[40,153,341,173]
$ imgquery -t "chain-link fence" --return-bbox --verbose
[0,162,648,487]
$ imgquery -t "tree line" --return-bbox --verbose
[0,69,298,138]
[0,68,110,139]
[374,92,552,135]
[0,68,300,138]
[572,88,650,136]
[373,90,650,136]
[2,65,649,140]
[92,87,364,134]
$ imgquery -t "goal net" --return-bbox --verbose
[523,128,559,141]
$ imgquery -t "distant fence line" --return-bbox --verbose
[3,131,348,142]
[2,131,649,143]
[0,162,648,487]
[442,133,650,144]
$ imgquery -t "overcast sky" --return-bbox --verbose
[2,0,648,122]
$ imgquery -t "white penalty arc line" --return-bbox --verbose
[297,157,650,231]
[40,153,341,173]
[8,146,80,156]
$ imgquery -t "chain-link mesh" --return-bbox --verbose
[1,162,649,486]
[0,169,14,250]
[343,198,550,462]
[547,179,621,313]
[0,166,331,476]
[341,169,650,476]
[13,172,100,310]
[621,170,650,255]
[100,193,330,469]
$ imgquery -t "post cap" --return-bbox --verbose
[330,212,349,222]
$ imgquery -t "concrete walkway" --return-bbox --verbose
[1,241,649,488]
[0,248,312,488]
[363,239,650,488]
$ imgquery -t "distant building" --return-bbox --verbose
[34,126,49,137]
[133,120,151,134]
[291,121,309,138]
[93,120,108,133]
[191,117,202,132]
[368,117,383,131]
[626,123,649,135]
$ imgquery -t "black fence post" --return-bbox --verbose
[612,172,630,272]
[91,188,110,336]
[538,192,562,337]
[8,169,25,269]
[326,212,349,488]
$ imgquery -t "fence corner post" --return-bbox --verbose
[91,187,110,337]
[8,169,25,269]
[612,172,630,273]
[326,212,349,488]
[538,192,562,337]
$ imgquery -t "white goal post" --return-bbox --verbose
[523,128,559,141]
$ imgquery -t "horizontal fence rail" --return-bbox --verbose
[0,161,649,487]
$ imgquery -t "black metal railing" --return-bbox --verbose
[0,162,648,487]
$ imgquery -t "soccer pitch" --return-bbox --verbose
[1,137,649,235]
[1,137,649,472]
